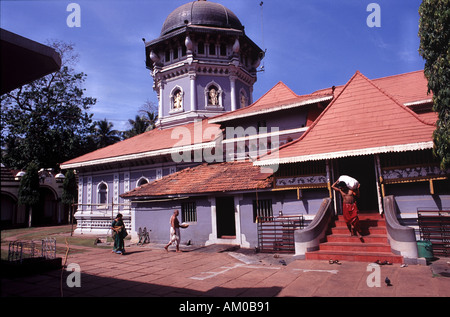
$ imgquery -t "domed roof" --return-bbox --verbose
[161,1,244,36]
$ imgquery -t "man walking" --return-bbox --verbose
[164,210,181,252]
[332,178,363,241]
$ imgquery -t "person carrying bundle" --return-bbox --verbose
[332,175,363,241]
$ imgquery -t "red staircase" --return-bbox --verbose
[305,214,403,263]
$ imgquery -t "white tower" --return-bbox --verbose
[145,0,264,128]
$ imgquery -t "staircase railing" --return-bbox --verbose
[293,198,333,258]
[383,195,418,262]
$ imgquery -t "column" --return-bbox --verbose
[230,75,237,111]
[158,80,164,120]
[190,73,197,111]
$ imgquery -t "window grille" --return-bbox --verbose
[182,202,197,223]
[253,199,273,222]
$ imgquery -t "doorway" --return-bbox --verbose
[34,187,58,225]
[337,156,379,213]
[216,196,236,238]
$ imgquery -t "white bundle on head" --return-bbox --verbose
[338,175,360,190]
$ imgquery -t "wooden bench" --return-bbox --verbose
[417,210,450,257]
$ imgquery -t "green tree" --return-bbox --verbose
[138,99,158,131]
[62,169,77,205]
[62,169,78,226]
[122,100,158,139]
[18,162,40,227]
[92,118,121,148]
[122,115,151,139]
[418,0,450,170]
[1,40,96,170]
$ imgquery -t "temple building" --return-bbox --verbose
[61,1,449,263]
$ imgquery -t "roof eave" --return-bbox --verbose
[60,141,216,170]
[254,141,435,166]
[209,95,333,124]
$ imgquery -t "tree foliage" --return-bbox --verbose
[122,100,158,139]
[62,169,78,205]
[418,0,450,170]
[92,118,121,149]
[1,40,96,170]
[122,115,151,139]
[18,162,40,207]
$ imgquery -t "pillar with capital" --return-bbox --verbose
[230,74,237,111]
[189,72,197,112]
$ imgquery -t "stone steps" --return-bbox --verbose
[305,214,403,263]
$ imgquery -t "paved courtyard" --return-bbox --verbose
[2,241,449,300]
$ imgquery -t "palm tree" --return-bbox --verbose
[122,115,150,139]
[139,100,158,131]
[93,118,121,149]
[143,111,158,131]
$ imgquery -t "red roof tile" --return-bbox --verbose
[313,70,432,105]
[120,161,273,198]
[209,81,333,123]
[61,119,221,168]
[256,71,436,165]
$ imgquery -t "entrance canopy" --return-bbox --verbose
[255,71,436,166]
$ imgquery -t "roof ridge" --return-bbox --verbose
[310,69,426,95]
[208,81,299,123]
[356,71,435,127]
[252,81,299,104]
[371,69,424,82]
[264,71,361,156]
[256,70,434,163]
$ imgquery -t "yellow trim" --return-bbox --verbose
[380,176,447,196]
[272,184,328,191]
[382,176,447,185]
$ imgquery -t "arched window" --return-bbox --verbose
[136,177,149,187]
[97,182,108,205]
[170,86,184,112]
[204,81,223,109]
[239,89,248,108]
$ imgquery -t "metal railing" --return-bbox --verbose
[257,215,304,253]
[8,238,57,264]
[418,209,450,257]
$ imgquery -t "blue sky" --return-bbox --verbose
[1,0,424,131]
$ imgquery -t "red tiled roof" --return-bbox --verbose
[256,71,436,165]
[209,81,333,123]
[61,120,221,169]
[313,70,432,105]
[120,161,273,198]
[211,70,431,125]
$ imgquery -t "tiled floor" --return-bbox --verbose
[2,243,449,298]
